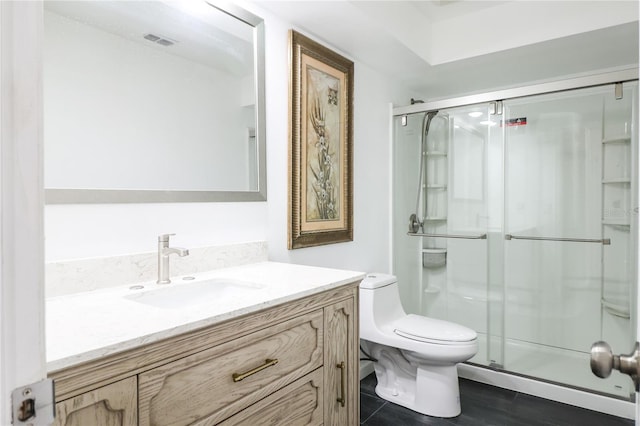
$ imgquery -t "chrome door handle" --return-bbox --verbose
[590,341,640,391]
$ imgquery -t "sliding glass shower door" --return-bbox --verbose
[502,84,637,397]
[392,81,638,399]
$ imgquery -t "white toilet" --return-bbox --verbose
[359,273,478,418]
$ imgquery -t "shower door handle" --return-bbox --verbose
[505,234,610,245]
[590,341,640,391]
[407,232,487,240]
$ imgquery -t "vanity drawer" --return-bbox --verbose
[138,310,324,426]
[218,369,323,426]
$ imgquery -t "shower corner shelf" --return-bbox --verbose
[602,219,631,226]
[602,178,631,184]
[601,298,631,319]
[602,136,631,145]
[425,151,447,157]
[426,184,447,190]
[423,287,441,295]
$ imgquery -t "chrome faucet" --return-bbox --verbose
[157,233,189,284]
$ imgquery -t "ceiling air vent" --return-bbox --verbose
[143,33,177,47]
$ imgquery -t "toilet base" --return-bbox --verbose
[365,342,462,418]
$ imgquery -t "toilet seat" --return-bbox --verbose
[393,314,477,345]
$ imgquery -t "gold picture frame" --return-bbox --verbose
[288,30,354,249]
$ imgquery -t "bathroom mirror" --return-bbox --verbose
[43,0,266,203]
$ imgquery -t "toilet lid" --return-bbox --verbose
[393,314,477,344]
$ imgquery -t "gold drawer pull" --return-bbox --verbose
[232,358,279,382]
[337,361,346,407]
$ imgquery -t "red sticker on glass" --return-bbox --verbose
[503,117,527,127]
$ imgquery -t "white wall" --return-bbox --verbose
[45,1,412,275]
[45,202,268,261]
[259,3,408,272]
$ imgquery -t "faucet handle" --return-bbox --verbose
[158,233,176,242]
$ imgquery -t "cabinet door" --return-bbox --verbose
[324,297,358,425]
[54,377,137,426]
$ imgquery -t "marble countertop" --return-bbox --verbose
[46,261,365,372]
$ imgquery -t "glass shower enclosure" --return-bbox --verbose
[393,77,638,400]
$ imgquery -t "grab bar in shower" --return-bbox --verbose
[505,234,611,245]
[407,232,487,240]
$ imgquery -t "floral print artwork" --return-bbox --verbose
[288,30,353,249]
[306,66,340,221]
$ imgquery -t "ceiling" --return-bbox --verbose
[255,0,639,101]
[45,1,254,76]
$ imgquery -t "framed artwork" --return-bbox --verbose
[288,30,354,249]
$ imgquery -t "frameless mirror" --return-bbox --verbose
[43,0,266,203]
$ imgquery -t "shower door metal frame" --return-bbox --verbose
[393,69,638,117]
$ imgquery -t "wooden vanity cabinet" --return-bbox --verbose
[49,282,359,426]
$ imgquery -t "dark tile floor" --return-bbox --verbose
[360,373,634,426]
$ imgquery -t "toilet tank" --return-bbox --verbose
[359,273,407,338]
[360,273,397,290]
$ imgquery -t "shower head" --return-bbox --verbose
[422,110,439,135]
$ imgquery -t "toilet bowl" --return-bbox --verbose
[359,273,478,418]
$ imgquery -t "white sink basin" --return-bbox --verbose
[124,278,265,309]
